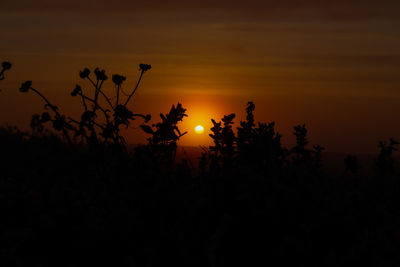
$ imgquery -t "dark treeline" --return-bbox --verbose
[1,63,400,266]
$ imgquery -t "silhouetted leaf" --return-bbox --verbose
[19,81,32,93]
[140,125,154,134]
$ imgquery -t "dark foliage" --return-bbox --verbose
[1,72,400,267]
[0,61,12,86]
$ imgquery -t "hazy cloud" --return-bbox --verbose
[2,0,400,21]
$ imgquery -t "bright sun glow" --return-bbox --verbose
[194,125,204,134]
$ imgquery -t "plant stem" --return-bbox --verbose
[124,70,144,106]
[116,85,120,107]
[97,80,114,109]
[78,93,110,124]
[29,87,73,145]
[88,77,113,109]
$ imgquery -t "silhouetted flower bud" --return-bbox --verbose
[41,112,51,122]
[19,81,32,93]
[71,85,82,96]
[2,61,12,70]
[139,64,151,72]
[79,68,90,79]
[112,74,126,86]
[94,68,108,81]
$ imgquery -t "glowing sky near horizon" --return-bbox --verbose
[1,0,400,152]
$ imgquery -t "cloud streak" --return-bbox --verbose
[2,0,400,21]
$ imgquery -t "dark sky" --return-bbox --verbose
[1,0,400,152]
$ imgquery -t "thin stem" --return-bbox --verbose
[87,77,100,110]
[124,70,144,106]
[88,78,114,109]
[68,118,89,143]
[93,79,100,111]
[78,93,110,124]
[99,89,114,109]
[116,84,120,107]
[97,80,114,109]
[29,87,73,145]
[87,77,97,88]
[80,94,87,111]
[30,87,60,116]
[88,78,100,143]
[87,77,114,109]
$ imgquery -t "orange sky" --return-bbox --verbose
[1,0,400,153]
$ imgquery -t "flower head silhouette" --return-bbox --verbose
[71,85,82,97]
[112,74,126,86]
[94,68,108,81]
[79,68,90,79]
[20,81,32,93]
[2,61,12,70]
[139,64,151,72]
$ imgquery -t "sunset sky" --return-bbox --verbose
[1,0,400,153]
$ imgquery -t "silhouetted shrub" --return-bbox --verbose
[205,102,325,175]
[138,102,188,165]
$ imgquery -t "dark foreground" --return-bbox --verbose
[1,125,400,267]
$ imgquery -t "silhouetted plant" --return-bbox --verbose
[19,64,152,148]
[2,95,400,267]
[209,113,236,159]
[4,58,400,267]
[0,61,12,81]
[236,102,255,159]
[20,81,74,145]
[236,103,286,169]
[374,138,399,176]
[252,122,286,169]
[206,103,323,171]
[208,102,315,171]
[140,103,187,163]
[291,124,312,165]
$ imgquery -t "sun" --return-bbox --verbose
[194,125,204,134]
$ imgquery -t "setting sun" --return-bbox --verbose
[194,125,204,134]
